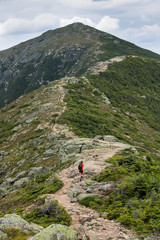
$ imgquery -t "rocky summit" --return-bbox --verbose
[0,23,160,240]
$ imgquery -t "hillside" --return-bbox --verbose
[0,55,160,239]
[0,22,160,108]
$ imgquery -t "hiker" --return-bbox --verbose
[78,161,84,181]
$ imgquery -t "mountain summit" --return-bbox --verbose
[0,22,160,108]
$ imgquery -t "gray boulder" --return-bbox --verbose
[0,187,8,197]
[58,138,93,163]
[13,177,29,190]
[98,183,115,194]
[28,167,51,180]
[29,224,78,240]
[43,149,58,157]
[94,135,118,142]
[68,187,82,198]
[103,135,118,142]
[16,170,27,179]
[0,177,17,189]
[0,214,43,234]
[0,151,9,160]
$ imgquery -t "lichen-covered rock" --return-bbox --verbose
[29,224,78,240]
[16,170,27,179]
[98,183,115,194]
[43,149,58,157]
[28,167,51,180]
[68,187,82,198]
[0,187,8,197]
[0,229,7,239]
[85,180,95,186]
[0,151,10,160]
[103,135,118,142]
[0,214,43,234]
[0,177,17,189]
[13,177,29,190]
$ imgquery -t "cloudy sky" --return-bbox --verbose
[0,0,160,54]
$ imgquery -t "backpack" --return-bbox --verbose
[78,164,82,171]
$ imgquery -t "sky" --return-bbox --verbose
[0,0,160,54]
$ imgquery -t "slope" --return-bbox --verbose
[0,22,160,108]
[0,55,160,238]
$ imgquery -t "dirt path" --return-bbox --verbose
[44,145,136,240]
[42,78,137,239]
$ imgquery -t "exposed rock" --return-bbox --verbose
[85,230,99,240]
[17,159,26,166]
[93,135,118,142]
[0,177,17,189]
[85,180,95,186]
[43,149,58,157]
[0,164,8,177]
[0,187,8,197]
[0,151,10,160]
[28,167,51,180]
[98,183,115,194]
[70,198,78,203]
[79,215,92,224]
[86,188,94,193]
[58,138,94,163]
[16,170,27,179]
[13,177,29,190]
[0,214,43,234]
[29,137,43,146]
[68,187,82,198]
[103,135,118,142]
[47,133,61,142]
[29,224,78,240]
[0,230,7,239]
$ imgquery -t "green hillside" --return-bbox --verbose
[58,56,160,236]
[0,23,160,109]
[0,55,160,238]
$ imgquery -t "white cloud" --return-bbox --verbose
[96,16,119,32]
[60,16,119,32]
[116,24,160,53]
[0,0,159,53]
[0,13,58,35]
[120,24,160,42]
[60,16,94,28]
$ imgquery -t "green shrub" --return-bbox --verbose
[21,177,63,202]
[90,150,160,236]
[24,199,71,227]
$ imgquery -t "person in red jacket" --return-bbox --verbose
[78,161,84,181]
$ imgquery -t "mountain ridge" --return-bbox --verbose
[0,23,160,240]
[0,22,160,108]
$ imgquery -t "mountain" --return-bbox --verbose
[0,53,160,239]
[0,22,160,108]
[0,23,160,239]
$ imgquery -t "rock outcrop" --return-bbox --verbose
[29,224,78,240]
[0,214,43,237]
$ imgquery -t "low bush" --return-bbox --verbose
[24,199,71,227]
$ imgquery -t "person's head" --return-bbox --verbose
[80,161,83,165]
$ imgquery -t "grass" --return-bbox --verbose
[4,229,33,240]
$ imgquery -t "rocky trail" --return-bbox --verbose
[44,144,137,240]
[41,79,137,239]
